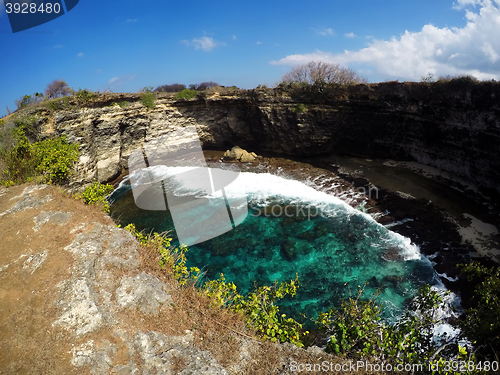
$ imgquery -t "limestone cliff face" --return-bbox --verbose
[37,82,500,192]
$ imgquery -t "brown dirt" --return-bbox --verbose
[0,184,95,374]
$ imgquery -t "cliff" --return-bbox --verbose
[25,81,498,194]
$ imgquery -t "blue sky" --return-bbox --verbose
[1,0,500,117]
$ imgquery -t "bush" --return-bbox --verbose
[123,223,201,286]
[203,273,306,347]
[118,101,128,108]
[0,120,16,156]
[189,82,220,91]
[154,83,186,93]
[293,104,306,113]
[75,88,97,104]
[1,127,38,183]
[282,61,367,86]
[141,92,157,109]
[74,180,114,212]
[15,93,44,109]
[174,89,198,100]
[460,262,500,359]
[0,117,78,185]
[316,285,450,364]
[33,136,79,184]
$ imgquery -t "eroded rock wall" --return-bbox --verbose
[38,82,499,192]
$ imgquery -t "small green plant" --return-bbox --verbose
[159,243,200,286]
[15,93,44,109]
[174,89,198,100]
[316,284,449,364]
[74,180,114,212]
[204,273,306,347]
[293,103,306,113]
[123,223,200,286]
[141,92,157,109]
[75,88,97,104]
[118,101,128,108]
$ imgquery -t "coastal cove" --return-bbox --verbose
[108,150,499,323]
[15,82,500,313]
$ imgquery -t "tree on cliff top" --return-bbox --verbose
[45,79,72,99]
[281,61,367,86]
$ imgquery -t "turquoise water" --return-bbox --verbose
[110,166,437,324]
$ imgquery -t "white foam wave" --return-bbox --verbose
[117,166,423,260]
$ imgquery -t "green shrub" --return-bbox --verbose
[141,92,157,109]
[1,127,78,185]
[123,223,201,286]
[460,262,500,359]
[204,273,306,347]
[293,103,307,113]
[74,180,114,212]
[316,285,449,363]
[0,120,16,156]
[1,128,38,183]
[33,136,79,184]
[174,89,198,100]
[45,97,72,111]
[15,93,44,109]
[118,101,128,108]
[75,88,97,104]
[13,115,40,141]
[122,221,304,346]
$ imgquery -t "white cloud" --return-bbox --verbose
[77,52,84,58]
[256,41,262,45]
[271,0,500,81]
[344,32,355,38]
[53,44,64,49]
[317,28,335,36]
[232,35,237,40]
[106,75,137,90]
[182,36,224,52]
[126,18,137,23]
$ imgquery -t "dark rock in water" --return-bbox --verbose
[382,246,405,261]
[382,275,408,286]
[281,239,315,260]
